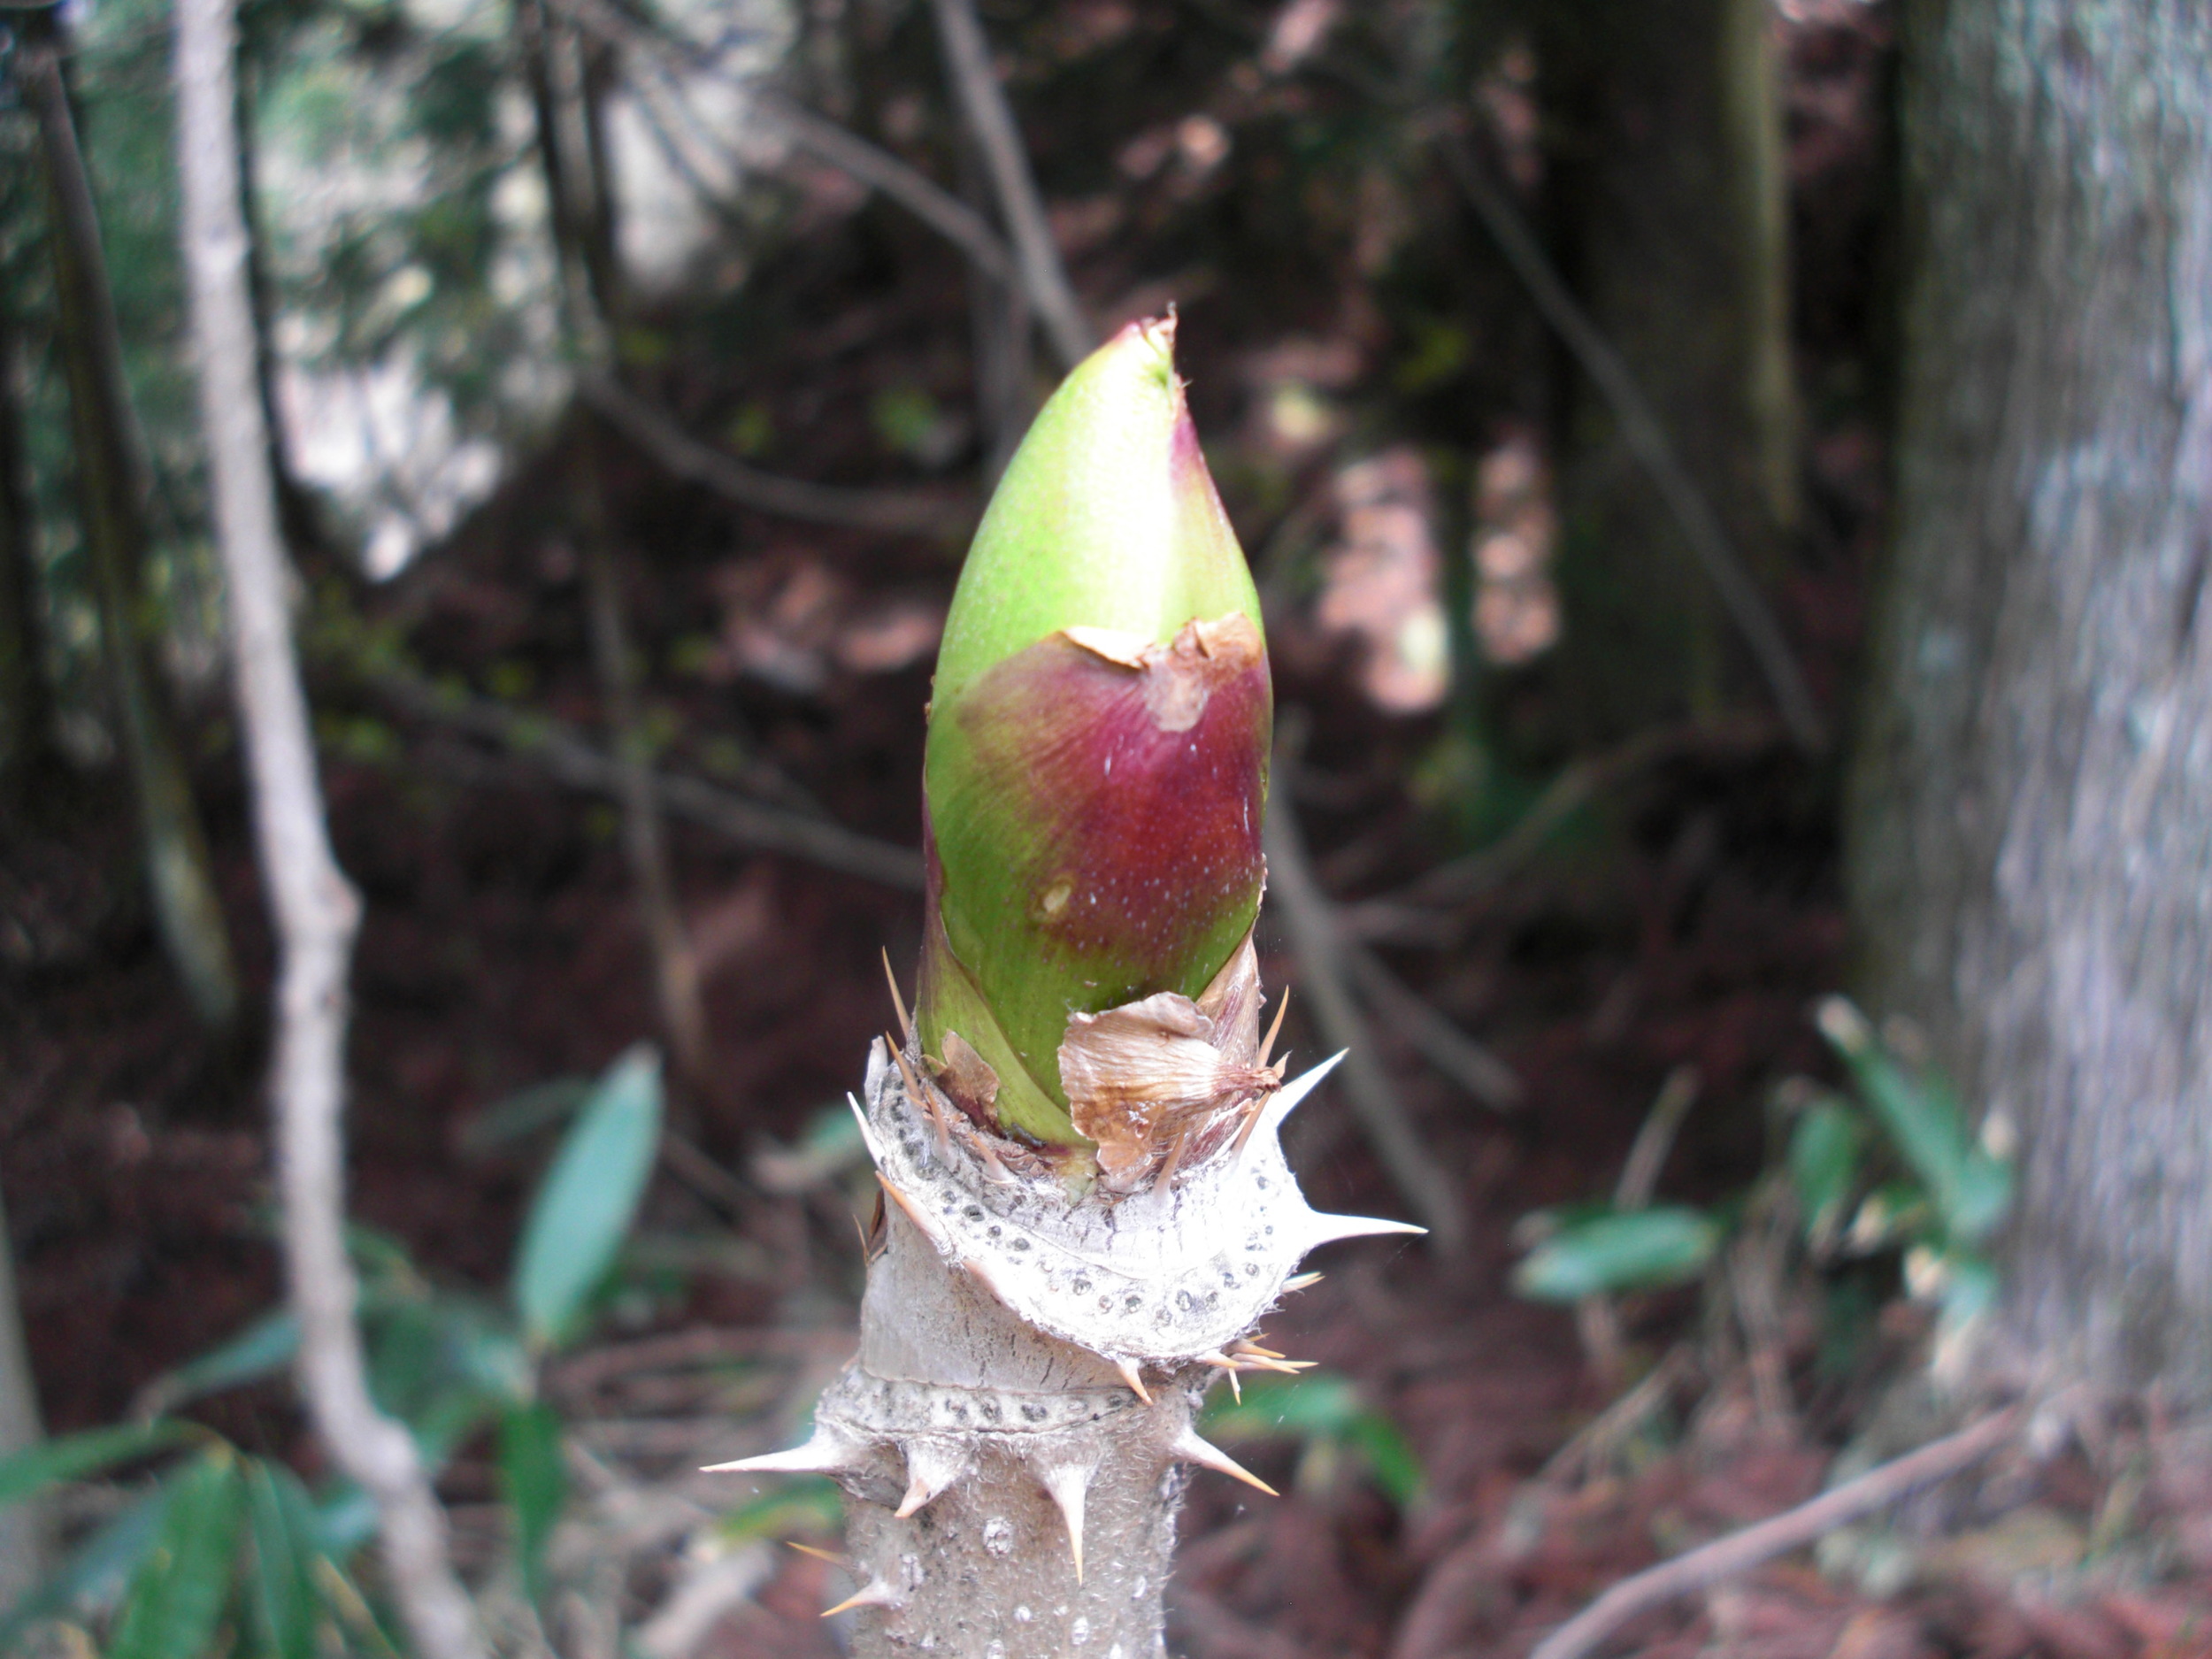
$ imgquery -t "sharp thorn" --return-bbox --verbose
[786,1541,851,1570]
[1227,1369,1241,1402]
[1113,1358,1153,1405]
[893,1440,966,1519]
[1281,1271,1324,1293]
[1155,1123,1191,1189]
[1171,1425,1279,1497]
[704,1425,860,1476]
[821,1578,902,1619]
[1234,1340,1286,1359]
[1258,985,1290,1070]
[1240,1051,1347,1168]
[1302,1207,1428,1246]
[963,1251,1015,1306]
[1037,1463,1092,1582]
[888,1042,950,1162]
[877,1173,949,1251]
[880,948,914,1046]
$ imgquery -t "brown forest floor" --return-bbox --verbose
[7,2,2212,1654]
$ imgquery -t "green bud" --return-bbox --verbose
[918,317,1271,1148]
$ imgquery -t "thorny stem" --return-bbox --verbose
[174,3,484,1655]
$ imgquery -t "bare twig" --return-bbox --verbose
[364,665,926,890]
[1268,719,1467,1249]
[1577,1066,1700,1384]
[520,0,715,1096]
[1429,127,1823,755]
[173,3,484,1655]
[926,0,1095,369]
[1526,1409,2019,1659]
[1340,944,1522,1113]
[1346,717,1780,941]
[552,0,1019,288]
[581,375,970,536]
[1614,1065,1701,1210]
[755,90,1015,284]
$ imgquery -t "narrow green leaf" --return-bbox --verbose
[1788,1098,1862,1241]
[513,1045,664,1350]
[0,1487,167,1647]
[109,1448,245,1659]
[1510,1206,1721,1302]
[139,1311,300,1418]
[0,1421,195,1510]
[1201,1371,1361,1440]
[497,1402,565,1609]
[1347,1414,1425,1510]
[243,1459,323,1659]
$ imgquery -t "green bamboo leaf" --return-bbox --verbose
[0,1421,196,1509]
[0,1487,167,1647]
[514,1045,663,1350]
[109,1448,245,1659]
[497,1402,566,1609]
[1510,1206,1721,1302]
[243,1458,323,1659]
[1788,1097,1862,1241]
[138,1311,299,1418]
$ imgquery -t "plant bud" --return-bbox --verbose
[919,316,1271,1149]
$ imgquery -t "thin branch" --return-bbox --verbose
[1527,1409,2019,1659]
[926,0,1095,370]
[173,2,485,1656]
[1340,944,1522,1113]
[1345,716,1780,941]
[1267,719,1467,1250]
[580,375,971,536]
[1430,127,1822,754]
[556,0,1019,286]
[754,90,1015,284]
[364,666,926,891]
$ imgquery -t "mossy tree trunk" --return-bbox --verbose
[1849,0,2212,1404]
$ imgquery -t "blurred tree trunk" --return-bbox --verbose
[0,311,55,798]
[0,1174,46,1604]
[516,0,712,1095]
[19,4,239,1032]
[1529,0,1797,738]
[1850,0,2212,1403]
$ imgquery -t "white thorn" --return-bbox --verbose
[1281,1271,1324,1293]
[704,1424,864,1477]
[1170,1425,1279,1497]
[1112,1357,1153,1405]
[1240,1051,1347,1167]
[893,1439,967,1519]
[821,1576,902,1619]
[1036,1461,1093,1580]
[848,1092,887,1170]
[1299,1207,1428,1248]
[962,1251,1014,1306]
[879,1174,951,1253]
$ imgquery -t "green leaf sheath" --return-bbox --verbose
[0,1420,196,1509]
[918,317,1271,1146]
[109,1448,245,1659]
[497,1401,566,1609]
[514,1043,664,1349]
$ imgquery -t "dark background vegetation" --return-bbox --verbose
[5,0,2211,1654]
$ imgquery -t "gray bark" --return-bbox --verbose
[718,1041,1414,1656]
[1848,0,2212,1402]
[174,1,487,1651]
[1530,0,1798,738]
